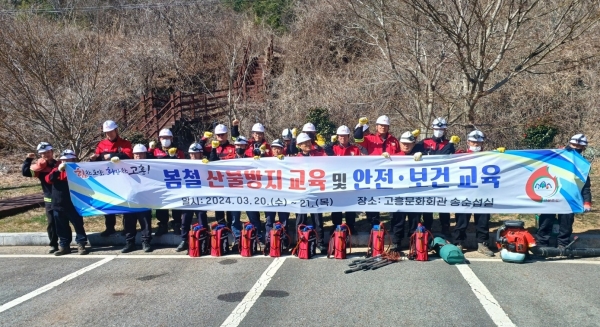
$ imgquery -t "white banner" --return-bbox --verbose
[66,149,590,216]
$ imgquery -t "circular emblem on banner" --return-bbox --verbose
[526,166,559,202]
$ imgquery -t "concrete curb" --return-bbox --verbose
[2,232,600,249]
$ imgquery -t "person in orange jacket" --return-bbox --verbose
[295,133,326,252]
[149,128,185,236]
[46,150,89,256]
[22,142,59,253]
[324,125,361,234]
[91,120,132,237]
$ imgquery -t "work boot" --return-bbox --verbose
[176,241,188,252]
[121,242,136,253]
[100,228,116,237]
[54,246,71,256]
[477,243,494,257]
[172,222,181,235]
[389,243,403,255]
[231,242,239,253]
[142,241,153,253]
[441,225,451,239]
[78,244,89,255]
[318,244,328,254]
[48,245,59,254]
[154,224,168,236]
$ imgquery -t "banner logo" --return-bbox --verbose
[526,166,558,202]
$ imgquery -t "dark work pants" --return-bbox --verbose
[124,210,152,244]
[265,212,290,244]
[44,202,58,247]
[366,212,380,227]
[247,211,271,239]
[105,214,116,230]
[453,213,490,244]
[421,212,450,231]
[156,210,183,226]
[215,211,241,238]
[180,210,208,242]
[330,212,357,235]
[536,213,574,247]
[296,213,324,246]
[54,208,87,248]
[391,212,421,245]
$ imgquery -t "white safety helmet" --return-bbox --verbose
[133,144,148,153]
[282,129,292,140]
[296,133,312,144]
[467,130,485,142]
[59,149,76,160]
[336,125,351,135]
[234,136,248,145]
[400,132,416,143]
[36,142,53,153]
[376,115,390,125]
[102,120,118,132]
[271,139,284,148]
[159,129,173,138]
[570,133,588,146]
[355,124,369,132]
[251,123,265,133]
[432,117,448,129]
[188,143,202,153]
[214,124,228,134]
[302,123,316,133]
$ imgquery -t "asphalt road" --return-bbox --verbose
[0,247,599,327]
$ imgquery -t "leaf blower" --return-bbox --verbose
[292,224,317,259]
[496,220,600,263]
[367,223,389,257]
[210,223,232,257]
[188,223,209,258]
[240,222,260,257]
[408,223,433,261]
[328,224,351,259]
[267,222,290,258]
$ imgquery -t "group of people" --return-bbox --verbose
[22,116,592,257]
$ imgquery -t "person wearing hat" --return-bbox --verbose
[381,130,425,252]
[281,128,299,156]
[202,124,239,251]
[295,132,327,252]
[263,139,289,252]
[174,142,209,252]
[324,125,362,235]
[149,128,185,236]
[92,120,133,237]
[354,115,401,227]
[419,117,460,238]
[231,120,272,158]
[121,144,153,253]
[451,130,502,256]
[22,142,59,253]
[536,133,592,249]
[46,150,89,256]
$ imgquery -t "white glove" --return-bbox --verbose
[413,152,423,161]
[58,163,66,172]
[381,152,390,158]
[149,141,157,149]
[110,157,120,163]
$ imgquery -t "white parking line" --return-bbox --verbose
[456,264,516,327]
[0,256,115,314]
[220,257,286,327]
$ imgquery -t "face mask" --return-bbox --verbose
[236,148,245,156]
[433,130,444,138]
[469,145,482,152]
[160,139,171,148]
